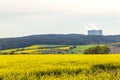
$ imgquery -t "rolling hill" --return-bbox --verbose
[0,34,120,49]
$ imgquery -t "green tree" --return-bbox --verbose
[84,45,110,54]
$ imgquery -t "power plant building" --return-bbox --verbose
[88,30,103,35]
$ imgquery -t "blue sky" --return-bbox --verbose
[0,0,120,37]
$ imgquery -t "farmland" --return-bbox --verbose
[0,44,99,54]
[0,54,120,80]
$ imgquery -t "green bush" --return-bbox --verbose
[84,45,110,54]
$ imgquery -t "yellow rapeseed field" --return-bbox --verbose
[0,54,120,80]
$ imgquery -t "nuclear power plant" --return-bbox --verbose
[88,30,103,35]
[85,23,103,35]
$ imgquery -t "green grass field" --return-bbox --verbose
[0,54,120,80]
[70,44,97,53]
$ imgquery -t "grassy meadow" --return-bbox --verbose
[0,54,120,80]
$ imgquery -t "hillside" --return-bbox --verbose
[0,45,97,54]
[0,34,120,49]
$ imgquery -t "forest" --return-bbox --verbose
[0,34,120,49]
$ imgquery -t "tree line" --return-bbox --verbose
[0,34,120,49]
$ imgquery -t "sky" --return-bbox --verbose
[0,0,120,38]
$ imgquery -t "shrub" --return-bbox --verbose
[84,45,110,54]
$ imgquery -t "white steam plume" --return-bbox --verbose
[85,26,91,30]
[85,23,99,30]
